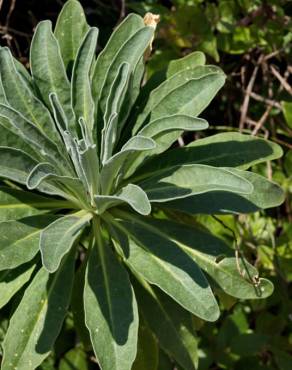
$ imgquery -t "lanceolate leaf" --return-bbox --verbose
[0,47,59,143]
[138,133,283,174]
[133,66,225,133]
[109,212,220,321]
[142,218,274,299]
[134,281,198,370]
[71,27,98,131]
[97,26,154,114]
[0,215,58,271]
[139,164,253,202]
[0,262,35,309]
[0,186,72,222]
[163,170,285,214]
[30,21,75,132]
[54,0,89,73]
[0,104,72,174]
[0,147,38,185]
[101,62,130,163]
[166,51,206,78]
[125,116,209,177]
[92,13,145,103]
[100,136,156,194]
[0,117,40,158]
[2,252,75,370]
[40,212,92,273]
[84,232,139,370]
[95,183,151,215]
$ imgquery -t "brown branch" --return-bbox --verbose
[252,105,273,135]
[270,65,292,95]
[239,55,264,131]
[5,0,16,29]
[248,91,282,109]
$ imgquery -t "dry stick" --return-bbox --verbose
[4,0,16,30]
[252,105,273,135]
[248,91,282,109]
[270,65,292,95]
[245,117,269,138]
[239,55,263,131]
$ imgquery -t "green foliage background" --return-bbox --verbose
[0,0,291,369]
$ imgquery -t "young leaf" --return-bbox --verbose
[101,62,130,163]
[100,136,156,194]
[84,233,139,370]
[92,13,145,103]
[2,252,75,370]
[54,0,89,73]
[139,164,253,202]
[95,183,151,215]
[30,20,75,132]
[71,27,98,131]
[0,215,58,271]
[133,65,224,133]
[167,51,206,78]
[40,212,92,273]
[125,116,209,177]
[97,26,154,115]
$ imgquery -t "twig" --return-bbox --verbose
[270,65,292,95]
[5,0,16,30]
[245,117,269,138]
[252,105,273,135]
[239,55,263,131]
[248,91,281,109]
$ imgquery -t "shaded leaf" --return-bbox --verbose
[84,234,139,370]
[139,164,253,202]
[0,262,35,309]
[40,212,92,273]
[0,215,58,271]
[109,212,219,321]
[2,252,75,370]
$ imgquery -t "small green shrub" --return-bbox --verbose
[0,0,285,369]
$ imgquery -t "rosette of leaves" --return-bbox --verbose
[0,1,285,369]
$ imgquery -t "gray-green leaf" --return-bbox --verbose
[40,211,92,273]
[71,27,98,131]
[95,183,151,215]
[0,215,58,271]
[2,252,75,370]
[54,0,89,74]
[30,20,75,133]
[0,262,35,309]
[110,213,219,321]
[139,164,253,202]
[84,235,139,370]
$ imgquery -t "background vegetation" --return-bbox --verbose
[0,0,291,369]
